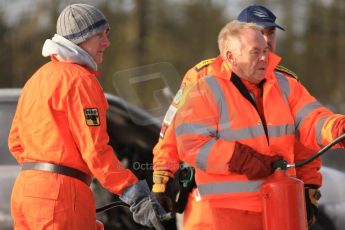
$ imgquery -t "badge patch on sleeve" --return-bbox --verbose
[84,108,100,126]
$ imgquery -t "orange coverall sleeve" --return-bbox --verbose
[65,74,138,195]
[152,125,180,173]
[8,106,25,164]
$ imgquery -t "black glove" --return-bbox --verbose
[152,167,197,214]
[120,180,172,230]
[305,185,321,227]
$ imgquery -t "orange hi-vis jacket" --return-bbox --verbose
[153,58,221,172]
[8,57,138,229]
[153,58,222,229]
[154,55,323,229]
[174,52,340,212]
[154,55,322,187]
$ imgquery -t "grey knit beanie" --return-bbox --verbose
[57,4,109,44]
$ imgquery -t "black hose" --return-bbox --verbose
[289,133,345,168]
[96,200,129,213]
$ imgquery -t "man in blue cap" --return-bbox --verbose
[237,4,284,51]
[237,5,321,229]
[152,4,321,230]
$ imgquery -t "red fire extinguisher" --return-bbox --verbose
[261,133,345,230]
[261,165,307,230]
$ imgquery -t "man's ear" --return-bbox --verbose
[226,51,236,66]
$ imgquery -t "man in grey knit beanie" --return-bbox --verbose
[57,3,109,45]
[10,3,169,230]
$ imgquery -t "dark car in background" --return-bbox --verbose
[0,88,344,230]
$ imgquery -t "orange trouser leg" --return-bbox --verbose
[183,189,214,230]
[11,171,97,230]
[210,207,262,230]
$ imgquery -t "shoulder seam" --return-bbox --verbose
[194,58,216,72]
[275,65,299,80]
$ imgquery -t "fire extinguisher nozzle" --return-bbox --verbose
[286,163,295,168]
[272,159,288,171]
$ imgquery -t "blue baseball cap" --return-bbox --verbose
[237,4,285,31]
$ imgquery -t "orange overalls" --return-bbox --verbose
[8,58,138,230]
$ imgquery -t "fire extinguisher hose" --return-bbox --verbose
[288,133,345,168]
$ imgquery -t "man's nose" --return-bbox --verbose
[103,36,111,47]
[259,52,268,63]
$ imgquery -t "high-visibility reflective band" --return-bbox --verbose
[316,116,328,146]
[295,101,323,130]
[219,124,294,140]
[198,180,264,196]
[268,124,295,137]
[196,138,217,171]
[177,122,294,140]
[176,123,218,137]
[275,71,290,103]
[219,126,265,140]
[205,76,230,130]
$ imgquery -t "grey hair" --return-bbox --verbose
[218,20,263,60]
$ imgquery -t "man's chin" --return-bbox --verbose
[96,58,103,65]
[252,75,265,84]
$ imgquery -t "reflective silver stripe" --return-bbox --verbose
[196,139,217,171]
[175,123,218,137]
[205,76,230,130]
[198,180,264,196]
[219,126,265,140]
[316,116,328,146]
[219,124,293,140]
[268,124,295,137]
[275,71,290,103]
[295,101,323,130]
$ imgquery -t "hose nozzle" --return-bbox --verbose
[272,159,288,170]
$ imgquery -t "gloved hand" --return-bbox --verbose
[305,185,321,227]
[152,170,175,213]
[228,142,283,180]
[120,180,172,230]
[331,117,345,147]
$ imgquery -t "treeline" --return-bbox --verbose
[0,0,344,112]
